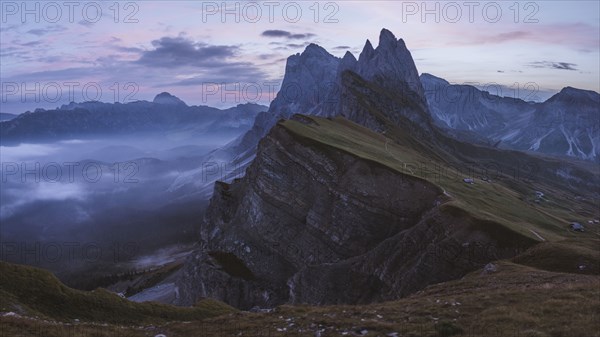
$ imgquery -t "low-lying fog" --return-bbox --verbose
[0,133,237,288]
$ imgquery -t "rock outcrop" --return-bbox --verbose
[174,28,597,310]
[168,29,436,197]
[176,118,534,309]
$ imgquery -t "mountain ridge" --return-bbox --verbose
[0,97,267,144]
[166,28,436,197]
[421,73,600,161]
[175,28,599,310]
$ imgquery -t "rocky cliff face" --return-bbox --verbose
[168,28,435,198]
[331,31,433,134]
[355,30,425,105]
[174,28,595,310]
[176,118,534,309]
[269,44,341,118]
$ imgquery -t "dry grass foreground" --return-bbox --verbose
[1,260,598,337]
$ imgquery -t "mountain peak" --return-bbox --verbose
[337,51,358,78]
[559,86,579,95]
[379,28,397,46]
[359,39,375,61]
[354,29,426,108]
[559,86,592,95]
[267,28,431,133]
[550,86,600,103]
[303,43,330,57]
[342,51,356,61]
[342,51,357,64]
[153,92,187,106]
[269,42,340,118]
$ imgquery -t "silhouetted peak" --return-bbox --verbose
[342,51,357,62]
[378,28,397,47]
[153,92,187,106]
[548,86,599,103]
[359,39,375,61]
[302,43,331,58]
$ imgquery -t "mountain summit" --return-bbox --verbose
[356,29,424,100]
[168,28,435,196]
[268,28,431,130]
[153,92,187,106]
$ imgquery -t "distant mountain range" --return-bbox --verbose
[2,66,597,162]
[421,74,599,161]
[0,93,267,144]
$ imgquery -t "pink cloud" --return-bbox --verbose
[439,23,599,50]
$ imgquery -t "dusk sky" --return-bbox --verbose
[1,1,599,113]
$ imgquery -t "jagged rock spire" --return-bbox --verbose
[359,39,376,61]
[355,29,425,101]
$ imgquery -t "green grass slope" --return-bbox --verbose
[0,261,235,325]
[4,261,597,336]
[281,116,599,243]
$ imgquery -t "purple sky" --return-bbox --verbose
[1,1,599,113]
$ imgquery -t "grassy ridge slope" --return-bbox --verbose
[2,261,598,336]
[0,261,235,325]
[281,116,599,244]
